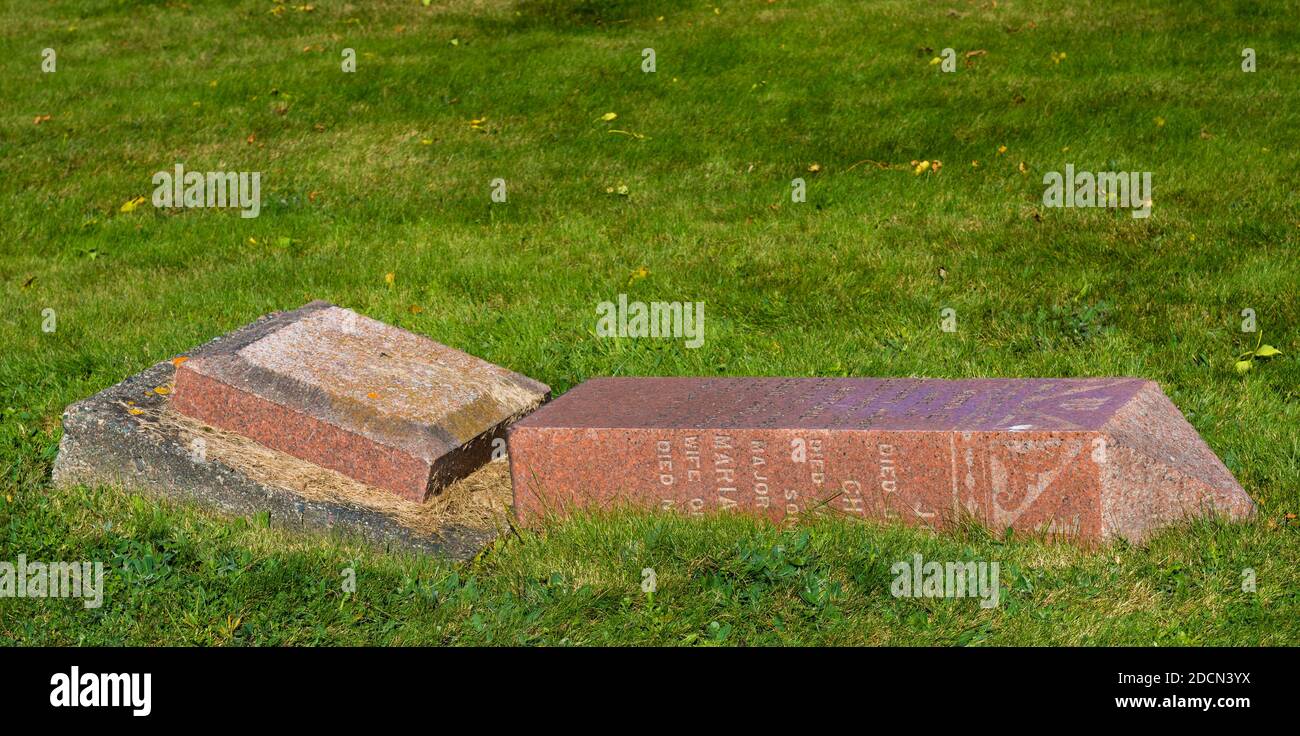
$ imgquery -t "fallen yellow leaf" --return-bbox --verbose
[599,112,618,122]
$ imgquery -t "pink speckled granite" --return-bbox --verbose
[508,378,1254,543]
[172,301,549,501]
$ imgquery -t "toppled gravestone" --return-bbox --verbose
[507,377,1256,543]
[52,301,549,558]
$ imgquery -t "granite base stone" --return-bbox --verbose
[52,348,505,560]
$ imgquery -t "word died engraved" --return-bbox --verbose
[656,440,673,486]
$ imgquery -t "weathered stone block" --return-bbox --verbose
[171,301,549,501]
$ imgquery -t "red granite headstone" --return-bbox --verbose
[507,378,1254,542]
[172,301,549,502]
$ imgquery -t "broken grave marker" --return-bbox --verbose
[507,377,1255,543]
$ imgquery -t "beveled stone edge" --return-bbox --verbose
[1097,381,1256,543]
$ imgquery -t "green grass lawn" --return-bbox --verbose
[2,0,1297,645]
